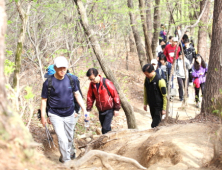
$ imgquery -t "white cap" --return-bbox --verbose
[54,56,68,68]
[173,37,178,42]
[151,59,158,65]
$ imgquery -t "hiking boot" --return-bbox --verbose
[70,153,75,160]
[59,156,64,163]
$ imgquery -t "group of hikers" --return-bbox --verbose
[142,24,208,128]
[40,25,208,163]
[40,56,120,163]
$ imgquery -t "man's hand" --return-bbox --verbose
[41,117,47,127]
[84,111,90,120]
[144,105,147,111]
[74,113,79,118]
[47,117,51,124]
[162,110,166,115]
[114,111,119,116]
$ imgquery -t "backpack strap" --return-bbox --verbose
[67,73,75,92]
[103,78,111,96]
[46,75,53,117]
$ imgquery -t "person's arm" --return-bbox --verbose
[40,80,51,126]
[41,98,48,126]
[74,91,88,117]
[158,79,167,115]
[106,80,121,116]
[185,58,190,69]
[144,78,148,111]
[192,68,200,78]
[86,83,95,112]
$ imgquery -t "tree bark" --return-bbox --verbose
[73,0,138,129]
[145,0,152,39]
[129,33,136,53]
[138,0,153,63]
[201,0,222,115]
[127,0,147,68]
[151,0,160,58]
[12,1,31,88]
[0,0,7,113]
[197,0,210,60]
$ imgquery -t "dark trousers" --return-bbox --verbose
[195,83,205,102]
[189,69,193,83]
[149,107,162,128]
[177,77,189,100]
[99,109,114,134]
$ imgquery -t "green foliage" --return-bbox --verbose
[24,86,35,100]
[4,59,15,76]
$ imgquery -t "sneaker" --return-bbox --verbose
[196,102,199,108]
[179,98,183,101]
[70,153,75,160]
[59,156,64,163]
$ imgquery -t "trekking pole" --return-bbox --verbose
[45,124,56,148]
[45,124,51,148]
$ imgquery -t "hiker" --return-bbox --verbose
[164,37,180,88]
[167,36,173,45]
[156,39,166,57]
[175,52,190,101]
[40,56,88,163]
[143,64,167,128]
[183,39,196,84]
[159,24,167,41]
[164,37,181,64]
[159,54,172,88]
[86,68,121,134]
[175,25,182,38]
[192,54,208,108]
[151,59,166,82]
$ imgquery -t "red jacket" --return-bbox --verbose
[164,44,181,64]
[87,76,121,112]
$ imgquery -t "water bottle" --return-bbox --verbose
[84,114,89,127]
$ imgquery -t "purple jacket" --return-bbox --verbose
[192,66,208,84]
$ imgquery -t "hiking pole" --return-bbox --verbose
[45,124,51,148]
[45,124,56,148]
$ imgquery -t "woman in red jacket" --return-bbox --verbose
[86,68,121,134]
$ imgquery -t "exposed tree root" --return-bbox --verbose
[67,150,147,170]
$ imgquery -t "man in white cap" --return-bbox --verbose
[40,56,88,163]
[164,37,181,64]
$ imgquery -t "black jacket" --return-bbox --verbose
[145,74,163,108]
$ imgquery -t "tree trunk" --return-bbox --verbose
[201,0,222,115]
[151,0,160,58]
[0,0,7,113]
[73,0,138,129]
[138,0,153,63]
[145,0,152,39]
[127,0,147,68]
[129,33,136,52]
[197,0,210,60]
[12,1,31,89]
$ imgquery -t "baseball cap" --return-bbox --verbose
[151,59,158,65]
[54,56,68,68]
[44,65,55,78]
[173,37,178,42]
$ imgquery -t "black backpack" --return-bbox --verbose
[46,74,83,116]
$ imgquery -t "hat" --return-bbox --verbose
[151,59,158,65]
[44,65,55,78]
[54,56,68,68]
[173,37,178,42]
